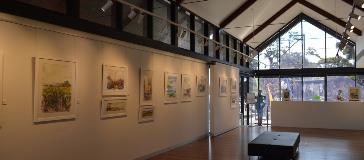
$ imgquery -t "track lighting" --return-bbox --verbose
[101,0,113,12]
[137,12,144,24]
[345,22,355,30]
[342,32,350,39]
[209,34,214,40]
[179,29,187,38]
[354,0,364,8]
[128,8,137,20]
[350,12,361,20]
[339,40,348,51]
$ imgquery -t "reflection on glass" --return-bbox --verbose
[327,76,355,101]
[153,0,171,44]
[177,8,190,50]
[281,77,302,101]
[195,18,204,54]
[303,77,325,101]
[122,0,146,36]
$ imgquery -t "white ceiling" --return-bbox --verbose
[182,0,364,48]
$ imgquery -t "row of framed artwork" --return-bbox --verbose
[219,77,239,109]
[32,57,208,123]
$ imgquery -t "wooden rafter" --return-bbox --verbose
[297,0,362,35]
[341,0,364,12]
[243,0,298,43]
[220,0,257,28]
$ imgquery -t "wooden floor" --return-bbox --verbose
[150,126,364,160]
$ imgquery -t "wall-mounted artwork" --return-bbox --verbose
[219,77,228,97]
[231,78,237,93]
[102,65,128,96]
[231,96,238,109]
[33,58,77,122]
[138,106,154,123]
[140,69,153,105]
[101,97,127,119]
[196,75,207,97]
[165,73,179,103]
[181,74,192,102]
[349,87,360,101]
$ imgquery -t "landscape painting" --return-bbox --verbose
[231,78,237,93]
[33,58,77,122]
[349,87,360,101]
[102,65,128,96]
[138,106,154,123]
[165,73,179,103]
[219,77,228,97]
[181,74,192,102]
[140,69,153,105]
[231,96,238,109]
[101,97,127,119]
[196,75,207,97]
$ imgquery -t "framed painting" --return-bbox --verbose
[230,96,238,109]
[102,64,128,96]
[33,57,77,122]
[349,87,360,101]
[140,69,153,105]
[164,72,179,103]
[138,106,154,123]
[231,78,238,93]
[196,75,207,97]
[219,77,228,97]
[181,74,192,102]
[101,97,127,119]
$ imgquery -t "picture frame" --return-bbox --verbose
[33,57,77,122]
[181,74,193,102]
[219,77,228,97]
[230,96,238,109]
[349,87,360,101]
[140,69,153,106]
[138,106,154,123]
[196,75,207,97]
[102,64,128,96]
[231,78,238,93]
[101,97,127,119]
[164,72,179,103]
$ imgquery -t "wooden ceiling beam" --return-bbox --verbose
[243,0,298,43]
[297,0,361,35]
[341,0,364,12]
[220,0,257,28]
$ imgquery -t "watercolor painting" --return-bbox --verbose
[165,73,179,103]
[349,87,360,101]
[101,97,127,118]
[219,77,228,97]
[33,58,77,122]
[196,75,207,97]
[140,69,153,105]
[231,96,238,109]
[182,74,192,102]
[102,65,128,96]
[138,106,154,123]
[231,78,237,93]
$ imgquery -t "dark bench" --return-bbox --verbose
[248,131,300,159]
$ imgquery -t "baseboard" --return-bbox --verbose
[134,133,209,160]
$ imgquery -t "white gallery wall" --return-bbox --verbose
[0,12,209,160]
[210,63,240,136]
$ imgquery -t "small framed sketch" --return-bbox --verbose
[138,106,154,123]
[102,64,128,96]
[196,75,207,97]
[140,69,153,105]
[231,96,238,109]
[164,72,179,103]
[101,97,127,119]
[181,74,193,102]
[231,78,238,93]
[219,77,228,97]
[33,57,77,122]
[349,87,360,101]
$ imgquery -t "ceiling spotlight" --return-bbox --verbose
[209,34,214,40]
[101,0,113,12]
[128,8,137,20]
[179,29,187,38]
[345,22,355,30]
[354,0,364,8]
[137,12,145,24]
[342,32,350,39]
[350,12,361,20]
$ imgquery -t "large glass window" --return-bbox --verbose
[153,0,171,44]
[327,76,355,101]
[80,0,115,27]
[302,20,325,68]
[208,24,215,57]
[281,77,302,101]
[177,8,190,50]
[280,22,303,69]
[303,77,325,101]
[219,31,226,61]
[259,40,279,69]
[122,0,146,36]
[195,17,204,54]
[326,33,355,68]
[357,75,364,101]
